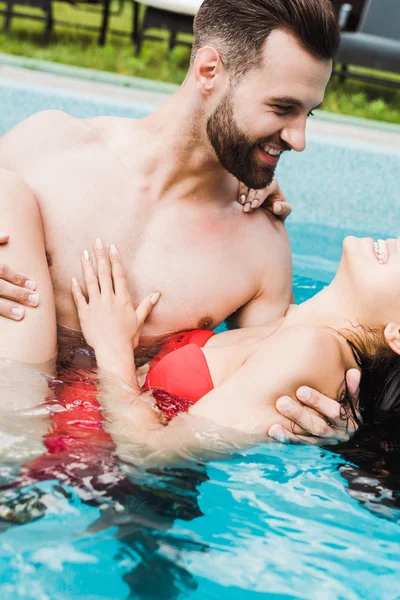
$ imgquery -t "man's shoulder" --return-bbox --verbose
[230,208,293,327]
[3,109,80,141]
[252,206,288,235]
[0,110,96,169]
[0,110,74,163]
[250,209,292,279]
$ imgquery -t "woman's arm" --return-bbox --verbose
[97,376,255,466]
[71,239,160,386]
[96,326,348,466]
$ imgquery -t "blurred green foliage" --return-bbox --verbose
[0,0,399,124]
[324,74,400,124]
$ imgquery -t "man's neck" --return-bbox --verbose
[137,85,238,205]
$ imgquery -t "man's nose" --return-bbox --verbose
[280,120,307,153]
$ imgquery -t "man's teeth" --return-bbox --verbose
[374,239,388,264]
[262,144,281,157]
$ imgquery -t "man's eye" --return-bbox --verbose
[273,106,291,114]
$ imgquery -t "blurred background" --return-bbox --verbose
[0,0,398,124]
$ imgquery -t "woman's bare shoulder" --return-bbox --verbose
[245,325,347,401]
[259,324,343,356]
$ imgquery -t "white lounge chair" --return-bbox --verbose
[132,0,202,55]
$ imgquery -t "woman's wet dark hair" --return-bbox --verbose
[331,329,400,519]
[340,328,400,427]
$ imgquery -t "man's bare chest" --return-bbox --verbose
[27,160,258,333]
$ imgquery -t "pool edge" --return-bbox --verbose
[0,52,399,135]
[0,52,178,95]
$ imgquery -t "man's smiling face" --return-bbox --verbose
[206,30,332,189]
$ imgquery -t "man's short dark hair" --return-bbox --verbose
[191,0,340,77]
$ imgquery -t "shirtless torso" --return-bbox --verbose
[0,110,292,339]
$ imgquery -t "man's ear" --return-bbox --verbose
[384,322,400,354]
[194,47,222,95]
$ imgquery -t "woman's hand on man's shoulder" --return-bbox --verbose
[237,178,292,221]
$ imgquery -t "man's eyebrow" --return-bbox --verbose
[268,96,323,110]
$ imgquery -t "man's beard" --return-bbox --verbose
[206,88,279,189]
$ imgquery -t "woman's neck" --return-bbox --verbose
[283,281,366,339]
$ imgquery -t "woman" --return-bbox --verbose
[61,233,399,465]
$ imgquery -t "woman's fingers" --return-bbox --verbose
[71,277,87,312]
[237,183,258,212]
[237,182,248,205]
[243,188,258,213]
[81,249,100,300]
[109,243,128,297]
[77,244,158,336]
[136,292,161,329]
[238,178,292,219]
[271,201,292,221]
[93,238,113,296]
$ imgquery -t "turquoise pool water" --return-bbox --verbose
[0,79,400,600]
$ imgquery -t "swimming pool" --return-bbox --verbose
[0,77,400,600]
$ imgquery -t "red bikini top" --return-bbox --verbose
[144,330,215,403]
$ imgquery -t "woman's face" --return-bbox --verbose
[336,236,400,327]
